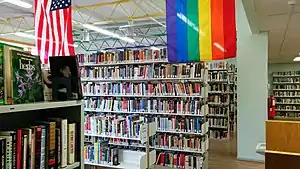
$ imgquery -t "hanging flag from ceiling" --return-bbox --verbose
[34,0,75,64]
[166,0,236,62]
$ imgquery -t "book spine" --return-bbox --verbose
[16,130,22,169]
[35,126,42,169]
[30,129,35,169]
[48,122,56,169]
[40,127,46,169]
[22,135,27,169]
[67,124,75,164]
[60,120,68,167]
[3,137,11,169]
[55,129,60,169]
[1,139,5,169]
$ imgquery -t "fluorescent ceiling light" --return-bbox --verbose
[2,0,32,8]
[151,46,159,50]
[293,56,300,61]
[0,40,34,49]
[82,24,135,43]
[15,32,35,39]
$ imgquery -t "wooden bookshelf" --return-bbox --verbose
[78,49,210,169]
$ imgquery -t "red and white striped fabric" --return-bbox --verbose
[34,0,75,64]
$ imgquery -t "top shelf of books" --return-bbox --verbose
[0,101,82,114]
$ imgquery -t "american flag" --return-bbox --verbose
[34,0,75,64]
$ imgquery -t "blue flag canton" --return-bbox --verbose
[50,0,71,11]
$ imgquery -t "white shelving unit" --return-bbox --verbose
[80,51,209,169]
[272,71,300,119]
[0,101,84,169]
[207,61,231,140]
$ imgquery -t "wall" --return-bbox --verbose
[236,0,268,162]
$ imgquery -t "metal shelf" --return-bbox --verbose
[79,60,168,67]
[81,77,203,83]
[84,109,205,117]
[83,94,203,98]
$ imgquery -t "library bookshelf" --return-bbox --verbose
[272,71,300,119]
[228,65,237,133]
[207,61,231,140]
[0,100,84,169]
[79,49,210,169]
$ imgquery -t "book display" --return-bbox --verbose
[207,61,230,139]
[79,48,209,169]
[273,71,300,119]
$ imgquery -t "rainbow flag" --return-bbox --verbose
[166,0,236,62]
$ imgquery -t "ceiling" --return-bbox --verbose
[0,0,166,52]
[0,0,299,63]
[252,0,300,63]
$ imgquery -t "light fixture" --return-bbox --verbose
[82,24,135,43]
[15,32,35,39]
[2,0,32,8]
[151,46,160,50]
[0,40,34,49]
[293,56,300,61]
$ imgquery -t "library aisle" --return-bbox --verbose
[208,138,264,169]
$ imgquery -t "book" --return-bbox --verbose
[40,126,46,169]
[0,44,4,105]
[48,118,67,168]
[67,123,75,164]
[3,47,44,104]
[0,138,6,169]
[22,135,27,169]
[54,129,60,169]
[34,126,42,169]
[0,135,12,169]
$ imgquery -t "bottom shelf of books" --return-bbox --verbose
[0,101,84,169]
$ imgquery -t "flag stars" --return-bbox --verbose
[50,0,71,11]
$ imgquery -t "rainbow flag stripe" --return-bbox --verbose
[166,0,236,62]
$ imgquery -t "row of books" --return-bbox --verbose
[84,114,143,139]
[82,82,204,97]
[208,118,228,128]
[209,84,228,92]
[207,62,228,70]
[208,95,229,103]
[274,85,300,90]
[151,134,207,151]
[276,112,300,118]
[208,107,228,116]
[276,98,300,104]
[156,153,204,169]
[276,105,300,111]
[274,91,300,97]
[208,72,228,81]
[84,141,119,166]
[273,71,300,76]
[0,118,76,169]
[84,98,207,115]
[273,78,300,83]
[157,117,205,133]
[209,130,228,139]
[80,63,206,80]
[77,48,168,64]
